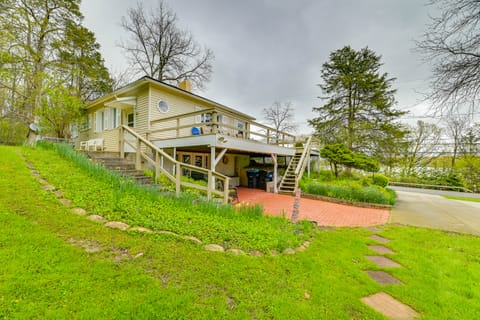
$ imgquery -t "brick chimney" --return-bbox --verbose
[178,79,191,92]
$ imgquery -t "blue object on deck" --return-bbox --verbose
[191,127,201,135]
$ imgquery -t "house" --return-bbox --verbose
[74,76,313,201]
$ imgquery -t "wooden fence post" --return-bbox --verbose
[135,138,141,170]
[176,163,181,195]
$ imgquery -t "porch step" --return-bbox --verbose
[91,156,155,187]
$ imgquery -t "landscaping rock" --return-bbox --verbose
[282,248,296,255]
[183,235,202,244]
[58,198,72,206]
[226,249,246,255]
[71,208,87,215]
[303,241,311,248]
[38,178,48,185]
[295,245,306,252]
[157,230,180,237]
[204,244,224,252]
[130,226,153,233]
[268,250,279,256]
[54,190,64,197]
[249,250,264,257]
[105,221,129,231]
[87,215,107,223]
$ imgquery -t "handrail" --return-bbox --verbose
[294,136,313,190]
[149,108,297,145]
[120,125,230,203]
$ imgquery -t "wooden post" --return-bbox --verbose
[173,147,176,175]
[224,177,230,204]
[176,162,181,195]
[212,111,218,134]
[119,126,125,159]
[210,146,216,192]
[207,170,212,200]
[135,138,141,170]
[271,154,278,194]
[266,128,270,144]
[155,151,160,183]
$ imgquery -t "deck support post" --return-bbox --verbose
[271,153,278,194]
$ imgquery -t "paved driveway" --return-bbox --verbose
[391,190,480,235]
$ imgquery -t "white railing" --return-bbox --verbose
[119,125,230,203]
[294,136,314,189]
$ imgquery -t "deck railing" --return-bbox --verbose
[294,136,314,190]
[119,125,230,203]
[149,108,296,146]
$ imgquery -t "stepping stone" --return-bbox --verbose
[370,235,391,243]
[303,241,311,248]
[59,198,72,206]
[71,208,87,215]
[366,255,401,268]
[368,245,395,255]
[38,178,48,185]
[268,250,279,256]
[183,235,202,244]
[42,184,55,191]
[87,215,107,223]
[365,226,383,233]
[204,244,224,252]
[226,248,246,255]
[365,270,403,286]
[157,230,179,237]
[282,248,296,255]
[361,292,419,319]
[130,226,153,233]
[105,221,129,231]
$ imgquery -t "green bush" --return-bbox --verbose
[370,174,389,187]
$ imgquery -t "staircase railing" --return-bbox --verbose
[119,125,230,203]
[294,136,313,190]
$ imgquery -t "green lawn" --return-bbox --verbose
[1,145,480,319]
[443,195,480,203]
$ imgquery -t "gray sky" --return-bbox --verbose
[81,0,437,133]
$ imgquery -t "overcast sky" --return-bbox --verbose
[81,0,438,133]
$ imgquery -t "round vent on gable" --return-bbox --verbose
[157,100,169,113]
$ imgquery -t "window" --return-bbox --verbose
[94,108,120,132]
[157,100,169,113]
[95,110,104,132]
[80,114,91,131]
[127,113,134,127]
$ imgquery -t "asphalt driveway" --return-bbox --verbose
[391,189,480,235]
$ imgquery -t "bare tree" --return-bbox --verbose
[401,120,443,176]
[262,101,297,140]
[119,1,214,90]
[416,0,480,114]
[443,112,470,169]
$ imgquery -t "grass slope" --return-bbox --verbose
[1,145,480,319]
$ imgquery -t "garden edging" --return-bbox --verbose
[301,192,393,210]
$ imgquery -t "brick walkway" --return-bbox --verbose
[237,188,390,227]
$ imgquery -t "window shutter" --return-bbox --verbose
[94,111,101,132]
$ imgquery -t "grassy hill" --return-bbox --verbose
[1,145,479,319]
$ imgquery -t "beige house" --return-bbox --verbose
[75,76,313,200]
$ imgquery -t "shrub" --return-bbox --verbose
[370,174,389,187]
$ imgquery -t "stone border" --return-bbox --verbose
[25,160,313,257]
[301,192,393,210]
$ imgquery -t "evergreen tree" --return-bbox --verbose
[309,46,406,155]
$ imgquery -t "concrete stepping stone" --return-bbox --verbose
[71,208,87,215]
[105,221,129,231]
[58,198,72,206]
[295,245,307,252]
[365,270,403,286]
[370,235,391,243]
[249,250,264,257]
[87,215,107,223]
[368,245,395,255]
[183,235,202,244]
[361,292,419,319]
[38,178,48,185]
[204,244,224,252]
[366,255,401,268]
[54,190,64,197]
[41,184,55,191]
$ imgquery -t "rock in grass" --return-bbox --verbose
[295,245,306,252]
[58,198,72,207]
[54,190,64,197]
[282,248,296,255]
[249,250,264,257]
[130,226,153,234]
[157,230,179,237]
[41,184,55,191]
[204,244,224,252]
[184,235,202,244]
[268,250,279,256]
[226,248,245,255]
[71,208,86,215]
[87,215,107,223]
[105,221,130,231]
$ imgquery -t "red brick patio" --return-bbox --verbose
[237,187,389,227]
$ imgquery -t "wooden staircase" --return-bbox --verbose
[278,136,314,194]
[89,154,155,185]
